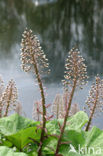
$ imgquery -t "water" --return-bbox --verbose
[0,0,103,128]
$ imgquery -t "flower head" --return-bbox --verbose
[63,47,88,88]
[20,28,50,74]
[85,76,103,116]
[1,79,18,116]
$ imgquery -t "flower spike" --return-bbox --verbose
[85,76,103,131]
[21,28,50,156]
[55,47,88,155]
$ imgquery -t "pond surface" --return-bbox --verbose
[0,0,103,128]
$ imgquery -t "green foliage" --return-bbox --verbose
[0,111,102,155]
[0,113,35,135]
[0,146,27,156]
[44,111,88,155]
[7,127,41,150]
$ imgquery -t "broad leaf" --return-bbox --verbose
[0,114,35,135]
[6,127,41,150]
[46,111,88,135]
[0,146,27,156]
[60,127,103,156]
[43,111,88,155]
[66,111,88,130]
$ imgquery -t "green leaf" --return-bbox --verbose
[0,112,103,156]
[66,111,88,130]
[82,127,103,155]
[44,111,88,155]
[60,127,103,156]
[28,151,38,156]
[0,146,27,156]
[43,136,57,154]
[1,140,13,148]
[46,111,88,135]
[0,113,35,135]
[6,127,41,150]
[0,114,41,150]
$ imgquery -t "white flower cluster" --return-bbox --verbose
[0,79,18,117]
[85,76,103,116]
[63,47,88,88]
[21,28,50,74]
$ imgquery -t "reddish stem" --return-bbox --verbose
[4,84,13,117]
[85,81,99,131]
[55,79,77,155]
[32,55,46,156]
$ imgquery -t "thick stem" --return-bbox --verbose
[55,79,77,155]
[85,84,99,131]
[32,55,46,156]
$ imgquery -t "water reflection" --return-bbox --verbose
[0,0,103,80]
[0,0,103,127]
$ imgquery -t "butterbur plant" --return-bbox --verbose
[1,29,103,156]
[52,92,79,120]
[21,28,50,155]
[1,79,18,117]
[55,48,88,155]
[32,100,42,121]
[85,76,103,131]
[52,94,64,119]
[0,79,19,117]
